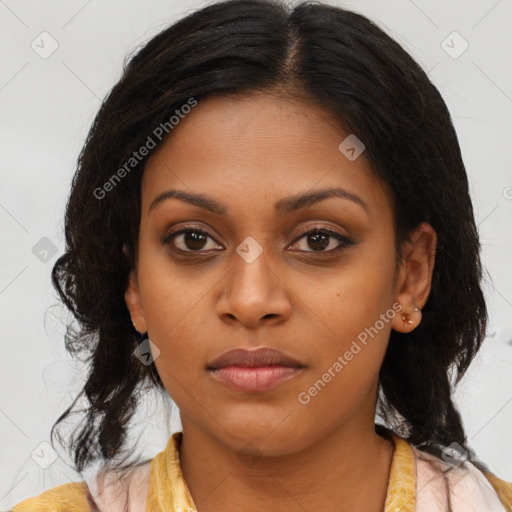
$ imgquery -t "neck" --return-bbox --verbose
[179,420,394,512]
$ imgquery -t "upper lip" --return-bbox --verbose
[207,347,304,369]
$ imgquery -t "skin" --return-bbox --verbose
[125,92,437,512]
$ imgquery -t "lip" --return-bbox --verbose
[207,347,305,392]
[207,347,303,369]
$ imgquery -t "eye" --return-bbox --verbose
[163,228,223,253]
[162,226,354,256]
[289,228,354,254]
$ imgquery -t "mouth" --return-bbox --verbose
[206,347,306,392]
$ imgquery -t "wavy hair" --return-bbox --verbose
[50,0,488,474]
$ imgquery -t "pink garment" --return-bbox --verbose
[413,445,509,511]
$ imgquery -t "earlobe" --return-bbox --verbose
[392,305,422,333]
[124,269,147,334]
[391,222,437,333]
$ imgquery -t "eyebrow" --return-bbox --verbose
[148,187,368,216]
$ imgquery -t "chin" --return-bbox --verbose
[213,414,312,456]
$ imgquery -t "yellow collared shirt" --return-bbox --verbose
[7,431,512,512]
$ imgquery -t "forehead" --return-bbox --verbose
[141,93,393,224]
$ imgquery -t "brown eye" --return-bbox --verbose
[291,228,354,253]
[164,229,223,253]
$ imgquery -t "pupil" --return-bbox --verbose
[185,231,207,250]
[182,232,331,251]
[308,232,328,251]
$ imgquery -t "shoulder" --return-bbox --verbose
[7,462,151,512]
[411,444,512,512]
[87,460,151,512]
[8,481,91,512]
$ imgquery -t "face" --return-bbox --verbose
[125,92,435,456]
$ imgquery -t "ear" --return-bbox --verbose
[391,222,437,333]
[124,244,147,334]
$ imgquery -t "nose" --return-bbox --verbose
[216,246,292,329]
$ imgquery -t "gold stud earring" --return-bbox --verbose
[401,313,414,325]
[401,307,420,329]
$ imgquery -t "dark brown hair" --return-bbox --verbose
[50,0,488,475]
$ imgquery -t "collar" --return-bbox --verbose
[146,430,416,512]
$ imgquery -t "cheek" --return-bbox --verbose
[312,252,396,338]
[150,319,207,411]
[137,250,208,336]
[297,285,394,425]
[136,267,206,389]
[303,247,397,383]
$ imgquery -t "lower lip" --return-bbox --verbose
[209,365,302,392]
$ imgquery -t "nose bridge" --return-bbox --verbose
[218,234,290,325]
[230,235,275,296]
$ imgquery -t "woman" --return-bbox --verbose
[8,0,511,511]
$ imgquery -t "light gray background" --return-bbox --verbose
[1,0,511,508]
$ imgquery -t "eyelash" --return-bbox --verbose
[162,226,354,256]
